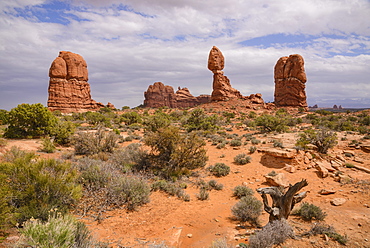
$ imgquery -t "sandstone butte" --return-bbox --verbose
[274,54,308,108]
[143,82,211,108]
[48,51,115,113]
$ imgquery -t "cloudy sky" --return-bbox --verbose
[0,0,369,110]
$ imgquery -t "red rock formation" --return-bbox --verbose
[48,51,107,113]
[144,82,210,108]
[274,54,307,108]
[208,46,242,101]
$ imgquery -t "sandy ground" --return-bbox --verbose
[1,128,370,248]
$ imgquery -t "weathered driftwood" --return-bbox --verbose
[257,179,308,222]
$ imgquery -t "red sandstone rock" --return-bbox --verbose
[208,46,242,101]
[143,82,210,108]
[48,51,105,113]
[274,54,307,108]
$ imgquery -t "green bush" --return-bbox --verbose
[109,143,148,172]
[0,151,81,224]
[231,196,262,227]
[0,109,8,124]
[4,103,58,138]
[151,180,186,200]
[144,126,208,179]
[107,176,150,211]
[17,211,104,248]
[255,114,288,133]
[233,185,254,199]
[294,202,327,221]
[74,128,119,155]
[248,219,294,248]
[143,112,171,132]
[50,120,76,145]
[296,127,337,154]
[182,108,220,133]
[234,153,251,165]
[306,223,347,245]
[40,137,56,153]
[209,163,230,177]
[207,180,224,191]
[84,111,111,127]
[121,111,142,125]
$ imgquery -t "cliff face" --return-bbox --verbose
[274,54,307,108]
[144,82,211,108]
[47,51,107,113]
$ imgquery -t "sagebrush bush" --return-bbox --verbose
[109,143,148,172]
[233,185,254,199]
[248,219,294,248]
[151,180,186,200]
[107,175,150,210]
[0,150,81,224]
[197,188,209,200]
[230,139,242,146]
[208,180,224,190]
[74,128,119,155]
[251,138,261,145]
[16,211,105,248]
[249,146,257,154]
[294,202,327,221]
[306,223,348,245]
[77,158,114,190]
[209,238,233,248]
[233,153,251,165]
[231,196,262,227]
[209,163,230,177]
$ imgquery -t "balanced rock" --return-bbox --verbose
[144,82,210,108]
[208,46,242,101]
[274,54,307,108]
[48,51,106,113]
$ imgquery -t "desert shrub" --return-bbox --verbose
[209,163,230,177]
[234,153,251,165]
[74,128,119,155]
[216,141,226,149]
[84,111,111,127]
[16,211,104,248]
[110,143,148,172]
[121,111,142,125]
[294,202,327,221]
[249,146,257,154]
[0,152,81,224]
[197,188,209,200]
[107,175,150,210]
[40,136,56,153]
[208,180,224,190]
[77,158,114,190]
[306,223,347,245]
[144,126,208,179]
[50,119,76,145]
[0,138,7,147]
[230,139,242,147]
[251,138,261,145]
[296,127,337,154]
[248,219,294,248]
[209,238,233,248]
[4,103,58,138]
[231,195,262,227]
[143,112,171,132]
[0,109,8,125]
[151,180,186,199]
[182,108,220,133]
[273,140,283,148]
[2,146,29,162]
[233,185,254,199]
[255,114,288,133]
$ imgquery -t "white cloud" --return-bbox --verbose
[0,0,369,110]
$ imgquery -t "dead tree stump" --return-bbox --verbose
[257,179,309,222]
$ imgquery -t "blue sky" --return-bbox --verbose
[0,0,369,110]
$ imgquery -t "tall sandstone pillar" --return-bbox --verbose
[48,51,105,113]
[274,54,307,108]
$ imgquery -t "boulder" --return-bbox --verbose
[274,54,307,108]
[48,51,105,113]
[315,162,329,178]
[264,173,289,187]
[258,148,296,159]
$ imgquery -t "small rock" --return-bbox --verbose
[364,204,369,208]
[284,164,296,173]
[255,179,261,182]
[331,198,347,206]
[319,189,336,195]
[264,173,289,187]
[187,234,193,238]
[354,157,364,163]
[324,234,329,242]
[343,150,355,156]
[336,154,346,162]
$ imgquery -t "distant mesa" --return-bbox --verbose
[208,46,243,101]
[274,54,307,109]
[144,82,211,108]
[48,51,114,113]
